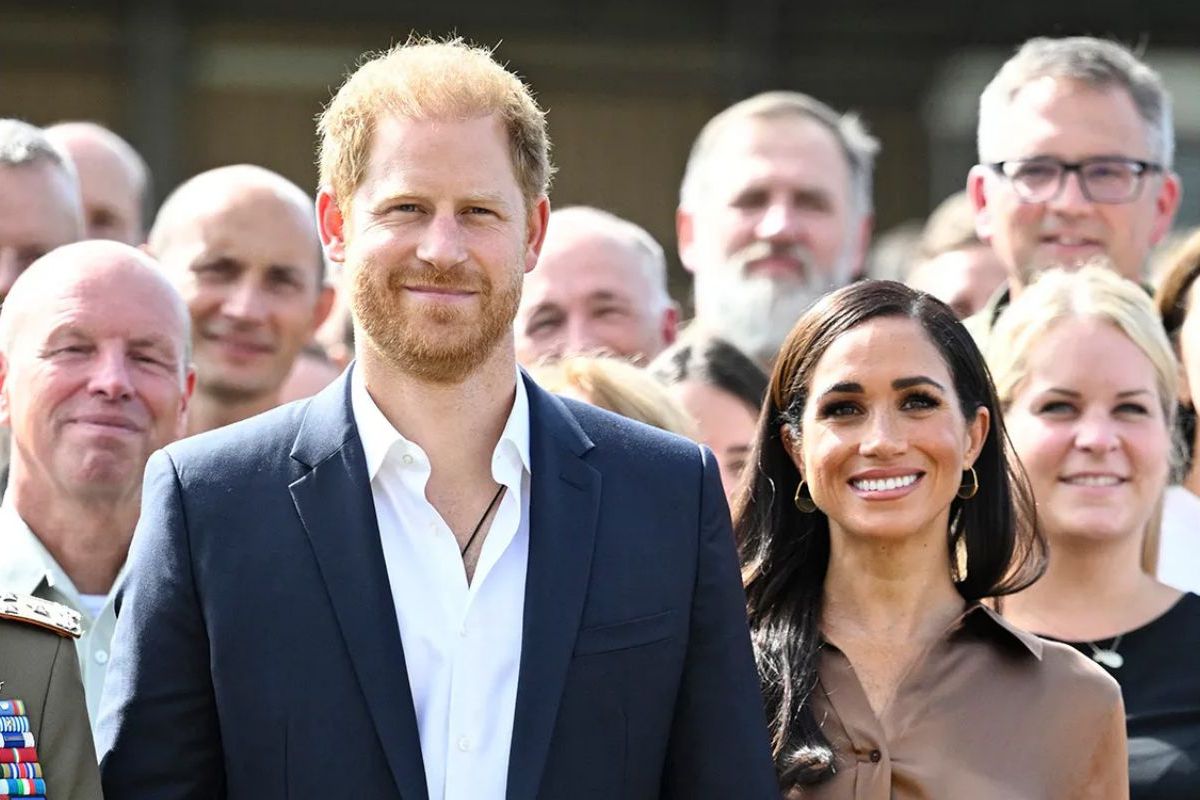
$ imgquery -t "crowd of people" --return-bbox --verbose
[0,30,1196,800]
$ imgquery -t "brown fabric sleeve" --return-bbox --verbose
[1078,689,1130,800]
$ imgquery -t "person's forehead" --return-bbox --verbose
[993,77,1153,159]
[1017,320,1161,408]
[71,143,139,201]
[528,234,650,303]
[17,269,187,350]
[359,114,521,199]
[0,163,80,245]
[812,316,950,384]
[168,189,320,273]
[706,116,852,197]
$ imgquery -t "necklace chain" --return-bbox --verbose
[460,484,506,557]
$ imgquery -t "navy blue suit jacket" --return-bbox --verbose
[97,370,777,799]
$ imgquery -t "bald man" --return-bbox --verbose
[516,206,679,365]
[46,122,150,246]
[0,241,194,730]
[148,165,334,435]
[0,119,84,301]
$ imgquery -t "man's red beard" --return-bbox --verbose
[350,257,523,384]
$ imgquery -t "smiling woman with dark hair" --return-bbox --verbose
[738,279,1127,798]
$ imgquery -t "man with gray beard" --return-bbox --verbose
[676,91,878,368]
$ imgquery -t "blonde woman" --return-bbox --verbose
[987,266,1200,799]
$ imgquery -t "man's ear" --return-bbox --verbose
[317,187,347,264]
[1150,172,1183,247]
[660,302,681,348]
[677,206,698,274]
[967,166,994,244]
[0,354,10,428]
[524,196,551,274]
[312,284,336,332]
[176,367,196,441]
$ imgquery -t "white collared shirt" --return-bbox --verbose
[351,367,531,800]
[0,499,124,737]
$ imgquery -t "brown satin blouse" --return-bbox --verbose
[788,604,1128,800]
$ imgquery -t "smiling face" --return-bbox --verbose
[1004,315,1170,543]
[0,252,191,502]
[785,316,987,543]
[970,77,1180,286]
[321,114,547,384]
[154,183,325,405]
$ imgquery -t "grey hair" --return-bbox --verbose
[0,118,78,181]
[679,91,880,217]
[548,205,674,313]
[978,37,1174,167]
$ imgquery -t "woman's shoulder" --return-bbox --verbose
[963,605,1122,713]
[1032,635,1123,707]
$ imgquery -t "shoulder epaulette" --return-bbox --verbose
[0,593,81,639]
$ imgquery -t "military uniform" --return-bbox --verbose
[0,501,123,731]
[0,593,102,799]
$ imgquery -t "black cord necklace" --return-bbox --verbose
[460,484,507,557]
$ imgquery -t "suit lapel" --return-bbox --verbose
[289,371,429,800]
[507,378,601,800]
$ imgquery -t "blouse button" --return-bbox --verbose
[869,749,882,763]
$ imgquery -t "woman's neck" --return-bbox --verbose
[822,523,965,646]
[1004,529,1179,640]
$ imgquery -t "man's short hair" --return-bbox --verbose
[317,36,553,211]
[679,91,880,216]
[978,37,1174,167]
[548,206,672,312]
[0,118,77,179]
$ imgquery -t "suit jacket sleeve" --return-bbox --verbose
[661,445,778,798]
[97,449,225,799]
[40,635,103,800]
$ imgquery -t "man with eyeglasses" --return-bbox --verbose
[964,36,1181,344]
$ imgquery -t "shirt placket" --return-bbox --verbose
[818,647,893,800]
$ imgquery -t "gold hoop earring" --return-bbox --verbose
[794,480,817,513]
[957,466,979,500]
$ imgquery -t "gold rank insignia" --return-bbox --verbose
[0,593,82,639]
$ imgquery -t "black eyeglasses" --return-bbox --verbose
[987,157,1164,204]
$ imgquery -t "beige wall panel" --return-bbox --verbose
[183,88,326,194]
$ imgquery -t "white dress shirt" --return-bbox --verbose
[0,499,124,738]
[351,367,531,800]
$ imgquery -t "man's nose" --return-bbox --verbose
[1047,170,1092,214]
[221,279,269,322]
[416,212,469,270]
[88,347,135,400]
[755,200,803,243]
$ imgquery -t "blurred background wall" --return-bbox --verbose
[3,0,1198,298]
